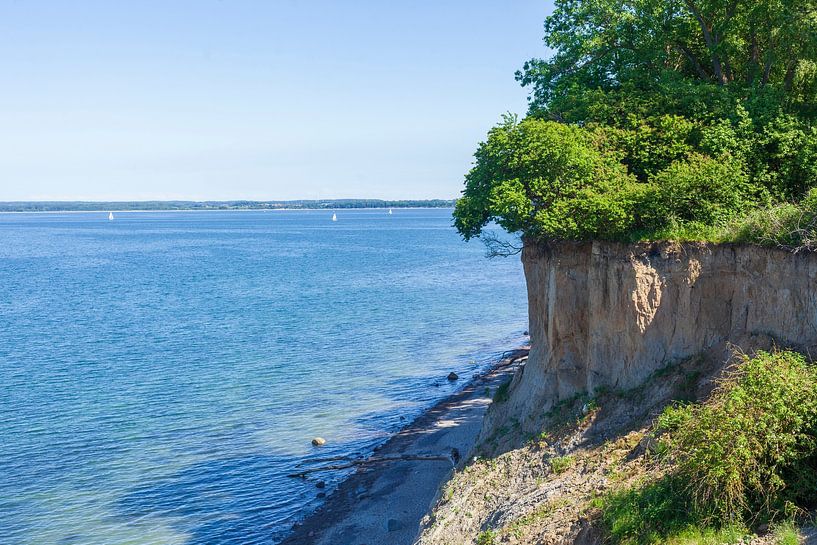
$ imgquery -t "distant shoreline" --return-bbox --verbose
[0,207,454,215]
[0,199,456,213]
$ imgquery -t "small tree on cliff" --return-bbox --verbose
[453,116,640,242]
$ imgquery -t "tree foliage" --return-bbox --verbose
[657,351,817,523]
[453,116,640,241]
[455,0,817,244]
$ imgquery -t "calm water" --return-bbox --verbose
[0,209,527,545]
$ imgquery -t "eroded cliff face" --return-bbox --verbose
[483,241,817,439]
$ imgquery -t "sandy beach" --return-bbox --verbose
[281,347,529,545]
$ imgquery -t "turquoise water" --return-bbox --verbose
[0,209,527,544]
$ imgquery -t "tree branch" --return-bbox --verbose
[676,42,712,80]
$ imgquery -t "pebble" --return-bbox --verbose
[447,372,459,381]
[311,437,326,446]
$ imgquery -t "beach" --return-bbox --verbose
[281,347,529,545]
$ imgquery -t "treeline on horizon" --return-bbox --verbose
[454,0,817,252]
[0,199,455,212]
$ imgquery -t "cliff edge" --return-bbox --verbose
[482,241,817,444]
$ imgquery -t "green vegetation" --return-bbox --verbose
[773,521,802,545]
[597,351,817,544]
[597,475,748,545]
[454,0,817,248]
[549,455,575,474]
[475,529,497,545]
[492,380,511,404]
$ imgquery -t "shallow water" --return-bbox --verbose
[0,208,527,544]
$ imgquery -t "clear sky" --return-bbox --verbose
[0,1,552,201]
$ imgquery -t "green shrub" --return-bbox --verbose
[492,380,511,404]
[600,351,817,544]
[654,403,693,434]
[550,455,574,474]
[646,153,756,229]
[453,116,641,242]
[592,114,696,182]
[660,351,817,523]
[727,187,817,251]
[476,529,497,545]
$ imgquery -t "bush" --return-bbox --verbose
[454,114,817,248]
[646,154,756,229]
[492,380,511,403]
[476,529,497,545]
[598,476,747,545]
[599,351,817,544]
[727,188,817,251]
[591,114,696,182]
[550,455,574,474]
[660,351,817,523]
[453,116,641,242]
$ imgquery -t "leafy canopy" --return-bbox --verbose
[454,0,817,245]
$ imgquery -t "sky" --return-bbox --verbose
[0,1,553,201]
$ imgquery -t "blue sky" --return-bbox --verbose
[0,1,552,201]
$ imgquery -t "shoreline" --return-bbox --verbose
[0,207,453,214]
[280,346,530,545]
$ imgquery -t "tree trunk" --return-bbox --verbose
[683,0,727,84]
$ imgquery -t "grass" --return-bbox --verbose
[772,521,801,545]
[615,188,817,251]
[630,195,817,251]
[597,350,817,544]
[595,475,751,545]
[475,529,497,545]
[550,455,575,474]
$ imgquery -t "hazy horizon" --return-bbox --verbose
[1,1,552,202]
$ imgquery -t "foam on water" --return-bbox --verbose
[0,209,527,544]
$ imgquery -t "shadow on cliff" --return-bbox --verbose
[477,334,793,461]
[480,242,817,460]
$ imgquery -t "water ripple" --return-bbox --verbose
[0,209,527,544]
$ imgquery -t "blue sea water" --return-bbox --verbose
[0,208,527,545]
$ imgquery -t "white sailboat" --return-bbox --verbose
[331,213,337,222]
[388,208,393,215]
[108,212,114,221]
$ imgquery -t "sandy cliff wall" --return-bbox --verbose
[483,241,817,438]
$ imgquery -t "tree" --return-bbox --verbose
[453,116,640,242]
[517,0,817,122]
[454,1,817,245]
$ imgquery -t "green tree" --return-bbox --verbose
[518,0,817,122]
[454,0,817,245]
[453,116,640,242]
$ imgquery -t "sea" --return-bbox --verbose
[0,208,528,545]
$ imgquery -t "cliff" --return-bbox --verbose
[482,240,817,443]
[418,241,817,545]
